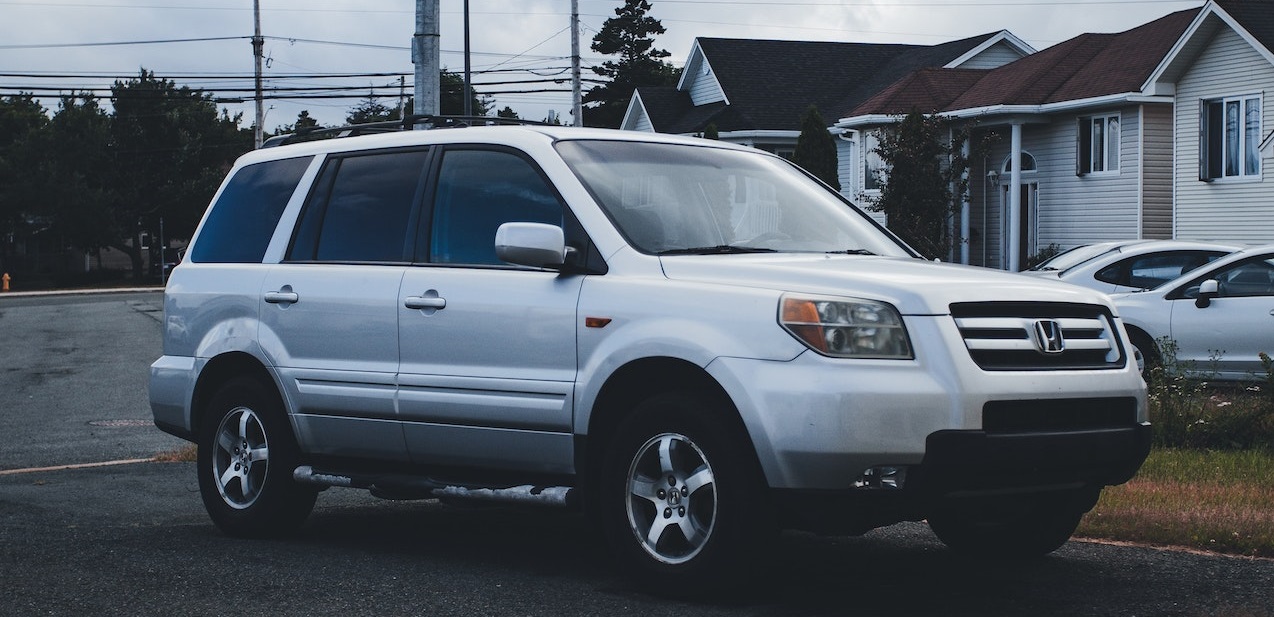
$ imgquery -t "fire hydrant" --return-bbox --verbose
[1,272,8,292]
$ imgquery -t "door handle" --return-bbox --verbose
[264,287,299,305]
[404,295,446,310]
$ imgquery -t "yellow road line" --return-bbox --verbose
[0,458,156,476]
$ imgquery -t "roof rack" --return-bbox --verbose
[259,114,554,149]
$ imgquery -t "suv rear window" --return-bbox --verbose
[190,156,312,263]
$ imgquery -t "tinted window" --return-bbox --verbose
[1216,258,1274,297]
[428,149,564,265]
[1096,251,1229,289]
[190,156,312,263]
[289,149,429,263]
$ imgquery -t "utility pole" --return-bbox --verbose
[463,0,472,116]
[252,0,264,147]
[571,0,582,126]
[413,0,440,117]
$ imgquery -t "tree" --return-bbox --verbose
[792,106,839,190]
[496,106,520,119]
[867,109,977,260]
[441,71,491,116]
[0,94,49,273]
[584,0,680,128]
[348,71,489,124]
[274,110,319,135]
[39,95,114,257]
[109,69,252,276]
[347,92,398,124]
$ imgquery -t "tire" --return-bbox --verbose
[1128,330,1160,378]
[927,490,1095,558]
[197,376,316,538]
[599,391,773,594]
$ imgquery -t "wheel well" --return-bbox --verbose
[191,353,277,433]
[1124,326,1159,358]
[583,358,748,487]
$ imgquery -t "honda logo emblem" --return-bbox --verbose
[1033,320,1066,354]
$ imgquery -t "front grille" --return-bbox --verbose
[983,397,1138,433]
[951,302,1126,371]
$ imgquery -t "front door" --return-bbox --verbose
[398,146,583,474]
[1002,182,1038,270]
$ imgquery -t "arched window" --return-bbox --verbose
[1002,152,1037,173]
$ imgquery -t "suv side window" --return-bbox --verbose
[427,148,564,265]
[289,149,429,263]
[190,156,312,263]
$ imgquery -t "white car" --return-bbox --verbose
[150,121,1149,589]
[1023,240,1240,294]
[1113,244,1274,380]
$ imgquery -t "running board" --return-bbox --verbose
[292,465,575,508]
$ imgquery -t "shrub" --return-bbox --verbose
[1146,339,1274,450]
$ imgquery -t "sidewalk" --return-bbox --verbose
[0,286,164,298]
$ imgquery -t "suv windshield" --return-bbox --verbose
[555,140,912,257]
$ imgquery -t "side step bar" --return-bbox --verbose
[292,465,575,508]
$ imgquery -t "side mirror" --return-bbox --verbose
[495,222,567,269]
[1195,279,1219,308]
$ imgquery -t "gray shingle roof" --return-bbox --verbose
[1215,0,1274,53]
[636,33,1001,133]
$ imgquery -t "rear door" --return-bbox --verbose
[259,148,430,461]
[397,146,583,474]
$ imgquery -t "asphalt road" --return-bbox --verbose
[1,291,1272,616]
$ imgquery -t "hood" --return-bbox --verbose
[659,254,1113,315]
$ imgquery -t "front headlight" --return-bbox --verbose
[779,294,913,359]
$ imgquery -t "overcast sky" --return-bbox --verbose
[0,0,1204,130]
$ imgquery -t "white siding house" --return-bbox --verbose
[1148,1,1274,244]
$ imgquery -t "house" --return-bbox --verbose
[1145,0,1274,245]
[621,31,1034,179]
[837,9,1197,270]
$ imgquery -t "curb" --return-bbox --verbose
[0,287,164,299]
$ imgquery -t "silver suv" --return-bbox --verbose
[150,121,1149,589]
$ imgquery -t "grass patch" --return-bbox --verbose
[153,443,197,463]
[1078,448,1274,558]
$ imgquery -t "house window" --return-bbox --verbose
[863,131,883,191]
[1200,95,1261,181]
[1077,114,1120,175]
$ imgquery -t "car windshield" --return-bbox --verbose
[1028,242,1123,272]
[555,139,913,257]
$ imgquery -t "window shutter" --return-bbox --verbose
[1076,117,1092,176]
[1201,100,1225,181]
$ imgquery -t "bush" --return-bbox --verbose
[1146,339,1274,450]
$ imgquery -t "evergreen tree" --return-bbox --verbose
[792,106,839,190]
[584,0,680,128]
[275,110,319,135]
[867,110,976,260]
[497,106,520,119]
[347,92,397,124]
[441,71,491,116]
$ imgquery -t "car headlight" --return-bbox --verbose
[779,294,913,359]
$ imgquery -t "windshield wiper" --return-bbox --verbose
[825,249,876,255]
[658,245,778,256]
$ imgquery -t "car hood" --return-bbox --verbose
[659,254,1112,315]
